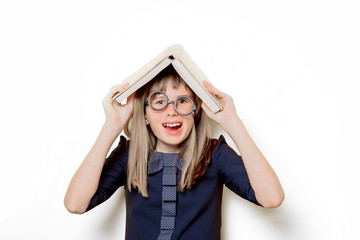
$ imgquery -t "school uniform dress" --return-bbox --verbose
[86,135,261,240]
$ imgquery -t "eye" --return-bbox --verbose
[153,96,166,105]
[177,97,191,105]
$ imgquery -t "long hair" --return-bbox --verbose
[124,65,214,197]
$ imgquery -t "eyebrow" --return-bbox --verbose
[172,94,193,99]
[156,92,193,98]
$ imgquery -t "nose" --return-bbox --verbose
[166,101,178,116]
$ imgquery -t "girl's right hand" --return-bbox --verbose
[102,82,134,127]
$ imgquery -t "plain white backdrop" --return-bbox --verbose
[0,0,358,239]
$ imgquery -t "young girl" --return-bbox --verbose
[64,65,284,240]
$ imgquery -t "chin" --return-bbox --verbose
[165,135,187,146]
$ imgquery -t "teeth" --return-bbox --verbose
[163,123,181,127]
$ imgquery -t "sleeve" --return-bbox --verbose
[86,135,129,212]
[213,135,262,206]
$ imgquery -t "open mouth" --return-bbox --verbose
[162,123,182,130]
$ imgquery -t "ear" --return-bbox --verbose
[145,116,149,125]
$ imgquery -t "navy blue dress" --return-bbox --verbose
[86,135,261,240]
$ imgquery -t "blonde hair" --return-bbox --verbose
[124,65,213,197]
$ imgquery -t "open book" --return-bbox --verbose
[113,44,223,113]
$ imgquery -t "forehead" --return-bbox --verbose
[163,81,192,97]
[150,76,193,97]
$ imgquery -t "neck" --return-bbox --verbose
[155,144,181,153]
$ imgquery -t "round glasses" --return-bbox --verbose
[146,91,196,116]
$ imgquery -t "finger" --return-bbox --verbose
[203,80,225,98]
[107,82,130,99]
[103,83,129,107]
[202,80,214,93]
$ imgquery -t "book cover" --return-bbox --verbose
[113,45,223,113]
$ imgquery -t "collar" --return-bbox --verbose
[148,151,184,174]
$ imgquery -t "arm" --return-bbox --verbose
[64,83,133,214]
[201,81,284,208]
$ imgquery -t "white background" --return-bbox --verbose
[0,0,358,239]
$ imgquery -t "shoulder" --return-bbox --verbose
[118,135,130,151]
[210,135,231,159]
[105,135,130,167]
[210,135,241,170]
[109,135,129,155]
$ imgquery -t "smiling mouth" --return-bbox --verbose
[163,123,182,134]
[162,123,182,130]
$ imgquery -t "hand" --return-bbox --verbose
[102,82,134,127]
[201,80,240,131]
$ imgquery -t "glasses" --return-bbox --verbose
[146,91,196,116]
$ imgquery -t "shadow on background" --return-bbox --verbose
[221,189,292,240]
[98,189,126,237]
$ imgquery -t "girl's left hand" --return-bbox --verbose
[201,80,240,130]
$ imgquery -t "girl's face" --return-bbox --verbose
[145,81,195,153]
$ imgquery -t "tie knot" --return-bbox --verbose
[148,152,183,175]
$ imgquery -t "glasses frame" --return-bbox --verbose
[146,91,196,116]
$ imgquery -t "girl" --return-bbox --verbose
[64,65,284,240]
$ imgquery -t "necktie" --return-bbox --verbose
[148,152,183,240]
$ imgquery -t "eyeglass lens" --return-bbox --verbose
[149,92,194,115]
